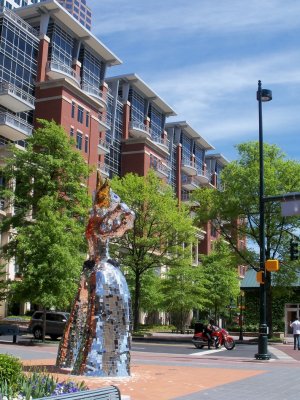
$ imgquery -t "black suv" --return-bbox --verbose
[29,311,69,340]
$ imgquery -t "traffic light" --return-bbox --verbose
[290,240,299,261]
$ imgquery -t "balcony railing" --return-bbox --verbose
[98,138,110,154]
[151,135,170,149]
[46,61,81,86]
[129,120,151,139]
[181,158,197,176]
[99,114,110,131]
[0,112,32,141]
[150,158,170,178]
[1,7,39,37]
[195,164,211,185]
[81,83,107,107]
[181,176,200,191]
[97,161,109,176]
[0,81,35,112]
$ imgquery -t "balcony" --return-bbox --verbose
[181,191,200,206]
[46,61,81,86]
[0,112,32,141]
[99,114,110,131]
[150,158,170,179]
[0,82,35,112]
[98,139,110,155]
[151,135,170,154]
[181,176,200,191]
[81,83,107,109]
[195,166,210,185]
[3,8,39,38]
[97,161,109,177]
[129,120,151,139]
[181,159,197,176]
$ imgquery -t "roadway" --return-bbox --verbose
[0,335,288,361]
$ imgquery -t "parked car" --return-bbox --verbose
[29,311,69,340]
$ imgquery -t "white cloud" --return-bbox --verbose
[144,50,300,146]
[89,0,300,37]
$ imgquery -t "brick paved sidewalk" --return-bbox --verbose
[22,359,265,400]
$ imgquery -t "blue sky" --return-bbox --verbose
[88,0,300,162]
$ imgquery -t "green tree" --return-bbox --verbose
[110,171,195,331]
[162,255,208,332]
[0,119,91,315]
[192,141,300,333]
[199,240,240,322]
[125,268,163,325]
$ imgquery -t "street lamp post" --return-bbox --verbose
[255,80,272,360]
[238,292,244,341]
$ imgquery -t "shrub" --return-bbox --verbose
[0,354,23,388]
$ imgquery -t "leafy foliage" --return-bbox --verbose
[0,354,88,400]
[192,142,300,333]
[162,255,208,331]
[199,240,240,321]
[0,119,92,311]
[0,354,23,389]
[110,171,195,330]
[193,141,300,267]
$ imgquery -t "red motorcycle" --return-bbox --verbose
[192,327,235,350]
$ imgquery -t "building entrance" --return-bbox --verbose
[285,304,300,336]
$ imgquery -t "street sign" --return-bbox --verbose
[281,200,300,217]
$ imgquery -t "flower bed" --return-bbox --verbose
[0,354,88,400]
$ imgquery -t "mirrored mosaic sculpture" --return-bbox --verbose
[56,172,135,377]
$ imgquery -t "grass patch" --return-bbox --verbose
[133,324,176,335]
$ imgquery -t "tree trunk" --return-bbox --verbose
[133,273,141,332]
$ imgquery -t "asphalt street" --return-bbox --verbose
[0,335,288,361]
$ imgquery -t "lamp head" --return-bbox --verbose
[257,88,272,102]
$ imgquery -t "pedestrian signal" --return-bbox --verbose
[265,259,279,272]
[256,271,264,284]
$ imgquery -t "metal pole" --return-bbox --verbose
[239,294,244,341]
[255,80,270,360]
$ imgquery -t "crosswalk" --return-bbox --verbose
[190,347,227,356]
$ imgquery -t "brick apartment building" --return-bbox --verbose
[0,0,232,318]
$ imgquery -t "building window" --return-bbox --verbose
[71,102,75,118]
[70,127,74,137]
[47,23,73,68]
[76,131,82,150]
[86,111,89,127]
[79,48,103,92]
[84,135,88,153]
[77,106,83,123]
